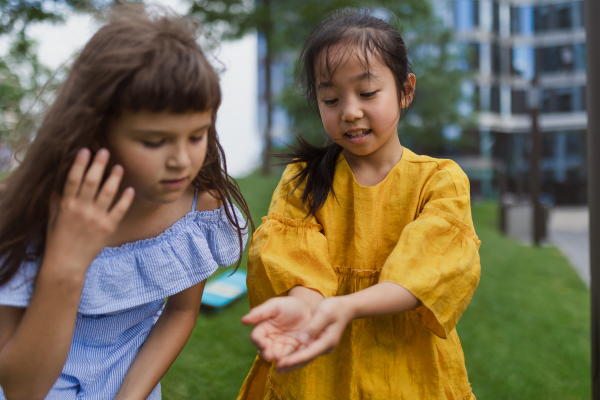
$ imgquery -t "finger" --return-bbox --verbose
[272,340,287,361]
[63,148,91,199]
[241,299,283,326]
[296,307,336,345]
[107,187,135,225]
[249,324,270,350]
[277,328,340,369]
[281,343,297,358]
[95,165,124,210]
[78,149,110,201]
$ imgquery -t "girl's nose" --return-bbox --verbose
[166,144,191,169]
[341,99,364,122]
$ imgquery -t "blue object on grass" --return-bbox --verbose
[201,270,247,308]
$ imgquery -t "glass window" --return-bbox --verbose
[511,90,528,114]
[492,44,501,75]
[536,45,577,73]
[556,4,572,29]
[491,86,501,113]
[455,0,479,31]
[574,43,586,71]
[511,6,534,35]
[492,2,500,33]
[511,46,534,79]
[535,6,551,32]
[555,89,573,112]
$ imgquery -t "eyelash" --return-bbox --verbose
[142,135,204,148]
[322,91,377,106]
[142,140,165,148]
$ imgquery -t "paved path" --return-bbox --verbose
[548,206,590,286]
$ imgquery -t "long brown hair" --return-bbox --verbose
[0,6,253,285]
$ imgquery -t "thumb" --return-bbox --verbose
[298,306,335,344]
[241,298,283,326]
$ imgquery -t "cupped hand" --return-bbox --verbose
[274,296,353,374]
[45,148,135,275]
[241,297,313,363]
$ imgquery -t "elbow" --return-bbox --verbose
[0,386,48,400]
[0,372,48,400]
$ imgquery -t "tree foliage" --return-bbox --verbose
[0,0,104,148]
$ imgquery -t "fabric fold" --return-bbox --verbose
[0,204,248,315]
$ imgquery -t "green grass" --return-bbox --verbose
[162,175,591,399]
[460,203,590,399]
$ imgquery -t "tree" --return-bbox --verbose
[0,0,105,152]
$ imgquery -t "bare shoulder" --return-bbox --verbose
[195,189,223,212]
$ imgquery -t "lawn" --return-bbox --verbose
[161,173,591,399]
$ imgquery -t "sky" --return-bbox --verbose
[3,1,261,177]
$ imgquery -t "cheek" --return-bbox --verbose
[192,142,209,170]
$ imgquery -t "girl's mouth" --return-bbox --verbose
[160,178,187,189]
[344,129,372,144]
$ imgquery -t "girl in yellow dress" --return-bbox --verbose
[238,8,480,400]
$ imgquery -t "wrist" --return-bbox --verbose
[40,252,89,284]
[328,295,358,323]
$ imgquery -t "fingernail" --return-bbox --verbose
[97,148,109,158]
[299,332,310,343]
[78,148,90,158]
[113,165,123,173]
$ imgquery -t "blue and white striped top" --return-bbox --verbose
[0,196,247,399]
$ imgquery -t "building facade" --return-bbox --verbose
[452,0,587,203]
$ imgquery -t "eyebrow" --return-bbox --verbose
[317,72,378,91]
[131,123,211,136]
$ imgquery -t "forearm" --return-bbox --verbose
[115,281,205,400]
[341,281,421,320]
[0,261,86,399]
[114,306,198,400]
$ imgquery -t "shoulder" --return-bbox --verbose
[195,189,223,212]
[401,148,470,197]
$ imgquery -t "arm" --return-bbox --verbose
[0,149,134,399]
[114,280,206,400]
[243,282,419,374]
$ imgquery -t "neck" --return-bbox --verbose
[343,133,403,182]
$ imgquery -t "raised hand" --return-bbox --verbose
[241,297,313,363]
[45,148,135,276]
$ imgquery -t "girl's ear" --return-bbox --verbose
[401,74,416,109]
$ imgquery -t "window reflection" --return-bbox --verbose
[511,46,535,79]
[455,0,479,31]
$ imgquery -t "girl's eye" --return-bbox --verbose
[190,135,204,143]
[361,91,377,98]
[142,140,165,148]
[323,99,338,106]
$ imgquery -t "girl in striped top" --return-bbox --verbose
[0,6,250,400]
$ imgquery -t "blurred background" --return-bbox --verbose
[0,0,591,398]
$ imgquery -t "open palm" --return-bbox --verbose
[242,297,312,362]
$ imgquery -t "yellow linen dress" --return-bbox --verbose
[238,148,481,400]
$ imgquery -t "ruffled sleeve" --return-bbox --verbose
[379,162,481,339]
[246,165,337,308]
[0,259,39,308]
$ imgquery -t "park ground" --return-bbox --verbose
[162,172,591,400]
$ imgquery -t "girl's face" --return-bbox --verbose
[107,110,211,204]
[316,47,414,158]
